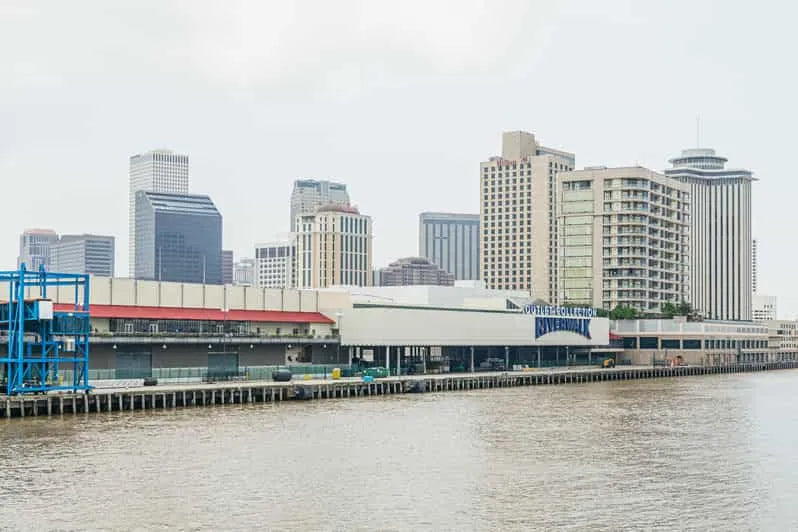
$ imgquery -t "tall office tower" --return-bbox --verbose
[222,250,234,284]
[418,212,479,280]
[254,241,296,288]
[233,258,256,287]
[289,179,350,231]
[665,148,755,320]
[51,234,115,277]
[557,166,690,312]
[129,150,189,276]
[295,205,372,288]
[134,192,222,284]
[480,131,575,300]
[17,229,58,270]
[378,257,455,286]
[752,238,758,294]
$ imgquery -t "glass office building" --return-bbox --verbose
[135,192,223,284]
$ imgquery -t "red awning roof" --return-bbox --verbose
[609,332,622,340]
[53,303,334,324]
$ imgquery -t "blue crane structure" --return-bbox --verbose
[0,264,91,396]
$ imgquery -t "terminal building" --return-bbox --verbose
[3,278,797,380]
[611,318,772,366]
[0,279,611,377]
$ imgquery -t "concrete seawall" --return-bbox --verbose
[2,362,797,419]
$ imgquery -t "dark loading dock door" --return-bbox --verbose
[208,352,240,380]
[115,352,152,379]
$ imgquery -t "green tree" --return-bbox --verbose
[661,300,693,318]
[677,300,693,316]
[609,305,639,320]
[661,301,678,318]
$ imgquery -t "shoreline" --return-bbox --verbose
[3,362,797,419]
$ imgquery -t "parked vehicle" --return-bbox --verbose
[479,358,506,371]
[600,357,616,368]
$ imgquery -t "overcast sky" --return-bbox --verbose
[2,1,796,314]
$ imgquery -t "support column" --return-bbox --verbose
[386,345,391,375]
[537,347,541,368]
[396,346,401,376]
[470,346,475,373]
[505,346,510,371]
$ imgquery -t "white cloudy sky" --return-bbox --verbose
[2,1,796,314]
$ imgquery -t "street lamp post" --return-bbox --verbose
[335,312,343,366]
[221,307,229,353]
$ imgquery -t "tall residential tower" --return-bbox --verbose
[480,131,574,300]
[665,148,754,320]
[129,150,189,276]
[557,166,690,312]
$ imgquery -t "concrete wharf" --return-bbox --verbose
[2,362,797,419]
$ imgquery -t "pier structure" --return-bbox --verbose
[0,265,91,395]
[2,362,796,418]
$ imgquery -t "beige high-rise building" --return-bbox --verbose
[295,205,373,288]
[557,166,690,312]
[480,131,575,300]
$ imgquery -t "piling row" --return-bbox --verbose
[2,361,796,419]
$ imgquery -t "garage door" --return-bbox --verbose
[115,351,152,379]
[208,352,239,380]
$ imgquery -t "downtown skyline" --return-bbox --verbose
[1,1,793,313]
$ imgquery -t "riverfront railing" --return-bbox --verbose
[55,364,343,387]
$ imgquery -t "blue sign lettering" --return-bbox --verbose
[534,316,592,339]
[523,304,596,318]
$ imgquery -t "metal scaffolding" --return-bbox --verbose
[0,264,91,395]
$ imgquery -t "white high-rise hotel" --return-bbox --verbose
[665,148,754,320]
[128,150,189,276]
[480,131,574,300]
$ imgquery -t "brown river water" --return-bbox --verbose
[1,370,797,531]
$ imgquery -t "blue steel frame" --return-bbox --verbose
[0,264,91,395]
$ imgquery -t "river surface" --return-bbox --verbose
[1,371,798,531]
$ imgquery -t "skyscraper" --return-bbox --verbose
[418,212,479,281]
[480,131,575,300]
[295,205,372,288]
[134,192,222,284]
[289,179,350,231]
[129,150,189,276]
[17,229,58,271]
[51,234,115,277]
[665,148,754,320]
[557,166,690,311]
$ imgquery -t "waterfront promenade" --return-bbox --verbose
[3,361,797,419]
